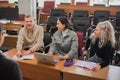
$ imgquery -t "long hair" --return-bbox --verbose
[58,16,70,29]
[91,21,115,48]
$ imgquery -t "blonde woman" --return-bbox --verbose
[83,21,115,71]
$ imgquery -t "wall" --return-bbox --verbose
[9,0,18,3]
[18,0,36,20]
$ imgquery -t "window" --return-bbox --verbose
[9,0,18,3]
[90,0,107,6]
[75,0,88,5]
[90,0,120,6]
[109,0,120,5]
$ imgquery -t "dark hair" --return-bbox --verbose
[58,16,70,29]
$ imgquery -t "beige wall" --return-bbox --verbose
[18,0,36,20]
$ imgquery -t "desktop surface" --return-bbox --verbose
[4,48,120,80]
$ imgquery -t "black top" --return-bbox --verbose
[85,38,114,68]
[0,53,23,80]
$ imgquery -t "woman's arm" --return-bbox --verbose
[67,34,78,58]
[100,43,113,68]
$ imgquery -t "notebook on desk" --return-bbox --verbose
[34,53,59,65]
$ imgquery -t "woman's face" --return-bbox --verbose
[56,20,65,31]
[94,25,101,38]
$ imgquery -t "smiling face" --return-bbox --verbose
[56,19,65,31]
[94,25,101,38]
[25,16,34,30]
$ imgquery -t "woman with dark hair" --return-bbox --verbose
[47,17,78,60]
[0,25,23,80]
[83,21,116,71]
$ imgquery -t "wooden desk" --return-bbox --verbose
[61,60,120,80]
[5,49,120,80]
[57,5,120,16]
[0,3,14,8]
[4,24,22,30]
[12,21,25,25]
[3,35,18,48]
[0,20,25,25]
[5,48,61,80]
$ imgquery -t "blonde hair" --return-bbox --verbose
[91,21,115,48]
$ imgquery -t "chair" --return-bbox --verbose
[114,31,120,66]
[42,1,55,14]
[39,1,55,23]
[94,4,105,6]
[15,14,25,21]
[46,16,58,35]
[76,32,84,58]
[72,10,89,23]
[50,9,65,17]
[60,3,71,5]
[43,32,52,53]
[93,10,110,25]
[115,11,120,30]
[73,18,91,36]
[18,14,25,21]
[73,10,88,18]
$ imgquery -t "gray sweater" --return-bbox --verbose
[49,29,78,59]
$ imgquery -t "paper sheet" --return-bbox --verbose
[13,55,34,60]
[74,61,96,70]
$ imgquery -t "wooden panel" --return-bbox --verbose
[40,15,48,23]
[3,24,22,30]
[57,5,120,16]
[20,62,60,80]
[2,35,18,48]
[63,72,103,80]
[0,3,14,8]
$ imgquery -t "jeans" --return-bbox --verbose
[88,54,103,63]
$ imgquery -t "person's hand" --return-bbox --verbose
[23,50,31,55]
[16,50,22,57]
[82,50,88,55]
[47,52,53,56]
[58,55,70,60]
[93,64,101,72]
